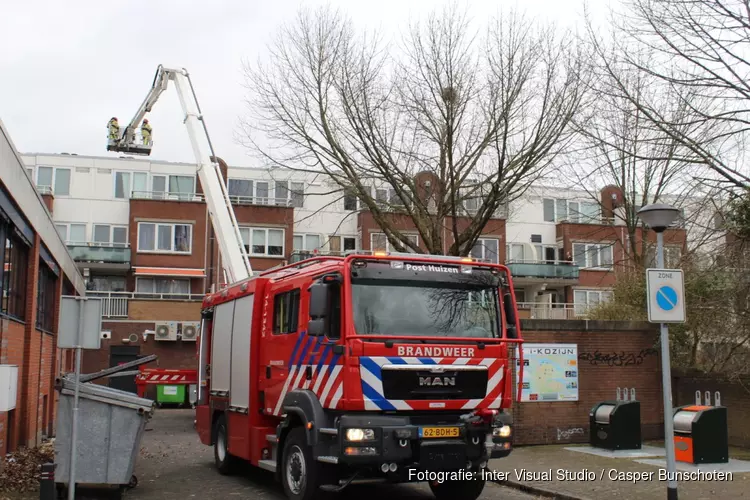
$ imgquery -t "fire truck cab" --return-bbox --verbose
[195,251,523,500]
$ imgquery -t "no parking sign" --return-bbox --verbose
[646,269,686,323]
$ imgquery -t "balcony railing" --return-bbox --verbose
[86,291,206,318]
[131,191,204,202]
[517,302,586,320]
[67,243,131,264]
[228,195,295,207]
[507,259,580,280]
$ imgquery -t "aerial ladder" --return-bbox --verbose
[107,65,252,284]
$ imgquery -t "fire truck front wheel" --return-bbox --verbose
[428,473,486,500]
[281,427,322,500]
[214,414,238,474]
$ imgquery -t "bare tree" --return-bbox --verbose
[603,0,750,189]
[241,5,587,255]
[568,34,721,268]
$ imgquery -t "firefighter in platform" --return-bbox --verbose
[107,117,119,141]
[141,118,152,145]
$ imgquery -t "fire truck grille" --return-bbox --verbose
[380,367,488,400]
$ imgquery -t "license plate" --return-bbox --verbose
[419,426,460,439]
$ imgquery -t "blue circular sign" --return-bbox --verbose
[656,286,678,311]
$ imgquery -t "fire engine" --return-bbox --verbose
[110,65,525,500]
[195,252,524,500]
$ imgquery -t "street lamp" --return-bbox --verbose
[638,203,681,500]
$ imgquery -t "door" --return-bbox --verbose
[259,284,307,416]
[109,345,141,393]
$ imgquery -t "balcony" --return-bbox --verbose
[507,260,580,281]
[87,291,206,318]
[131,191,204,202]
[68,243,131,271]
[517,302,587,320]
[228,195,295,207]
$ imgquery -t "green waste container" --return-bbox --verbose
[156,385,186,404]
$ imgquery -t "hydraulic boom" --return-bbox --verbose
[107,65,252,283]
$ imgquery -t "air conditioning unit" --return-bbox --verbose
[100,331,111,340]
[154,321,177,341]
[181,321,199,341]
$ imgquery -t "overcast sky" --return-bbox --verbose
[1,0,604,167]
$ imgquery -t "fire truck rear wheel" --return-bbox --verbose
[214,414,238,474]
[281,427,321,500]
[428,473,485,500]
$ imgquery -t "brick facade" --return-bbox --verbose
[357,210,506,258]
[512,320,663,445]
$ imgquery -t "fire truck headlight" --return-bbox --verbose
[493,425,512,438]
[346,428,375,442]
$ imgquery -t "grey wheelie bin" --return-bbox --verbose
[54,376,155,495]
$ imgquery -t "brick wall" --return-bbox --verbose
[0,319,25,456]
[82,321,199,396]
[673,373,750,448]
[127,299,201,321]
[512,319,663,445]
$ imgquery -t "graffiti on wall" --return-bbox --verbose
[556,427,584,441]
[578,348,658,367]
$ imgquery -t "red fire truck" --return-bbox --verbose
[195,251,523,500]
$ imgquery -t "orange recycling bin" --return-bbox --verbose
[672,405,728,464]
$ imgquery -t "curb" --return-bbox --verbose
[492,479,592,500]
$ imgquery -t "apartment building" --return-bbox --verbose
[0,122,86,456]
[21,152,695,381]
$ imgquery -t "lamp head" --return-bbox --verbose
[637,203,680,233]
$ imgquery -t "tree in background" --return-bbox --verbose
[588,265,750,377]
[241,5,587,254]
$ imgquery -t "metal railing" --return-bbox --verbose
[516,302,585,320]
[227,195,295,207]
[86,291,206,318]
[130,191,204,202]
[37,185,54,195]
[507,259,580,279]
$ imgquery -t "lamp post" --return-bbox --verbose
[637,203,681,500]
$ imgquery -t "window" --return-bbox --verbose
[36,263,57,332]
[240,227,284,257]
[273,289,300,334]
[514,289,526,304]
[0,226,29,320]
[275,181,288,206]
[92,224,128,246]
[471,238,499,263]
[506,243,525,262]
[646,245,682,268]
[256,181,269,204]
[293,234,321,251]
[228,179,253,198]
[573,243,613,269]
[343,237,356,251]
[375,189,388,205]
[55,223,87,244]
[137,223,192,253]
[370,232,418,252]
[36,167,71,195]
[169,176,195,199]
[533,244,558,263]
[152,175,167,195]
[87,275,126,292]
[343,190,358,211]
[290,182,304,208]
[543,198,600,223]
[573,289,613,316]
[114,172,131,199]
[135,277,190,296]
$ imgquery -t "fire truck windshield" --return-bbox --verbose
[351,279,500,339]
